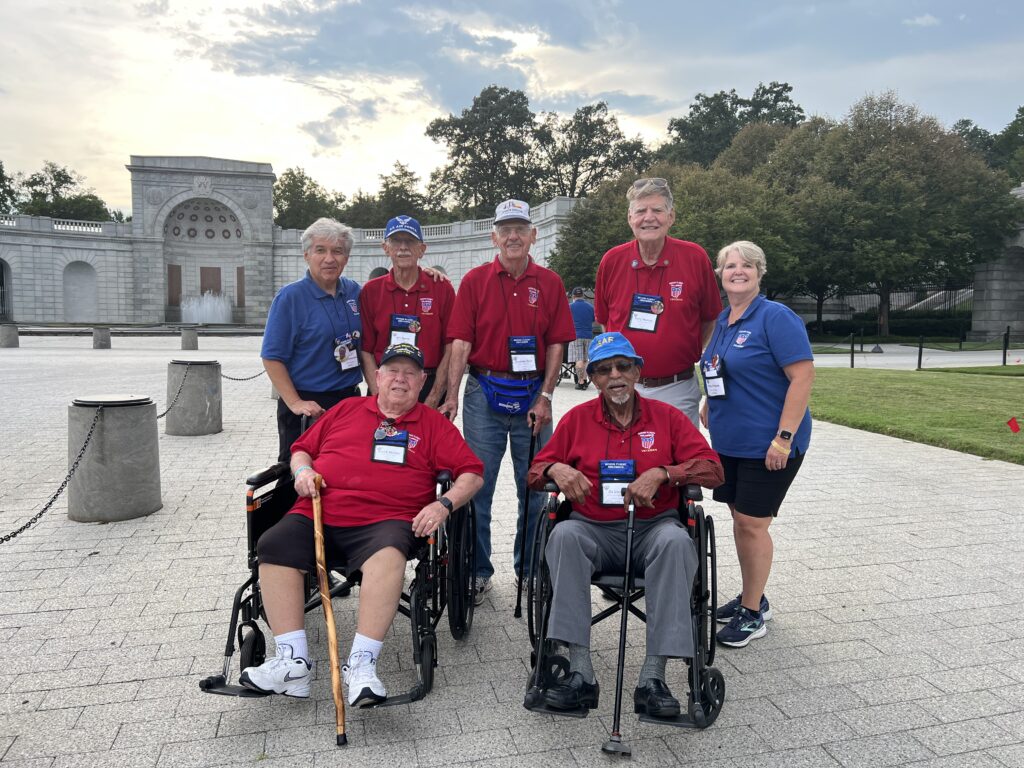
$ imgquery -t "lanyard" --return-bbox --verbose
[633,250,667,296]
[390,273,420,314]
[496,269,539,341]
[707,316,744,368]
[318,284,352,340]
[603,409,637,461]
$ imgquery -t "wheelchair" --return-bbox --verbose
[199,462,476,706]
[523,483,724,731]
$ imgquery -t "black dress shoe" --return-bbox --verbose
[542,671,599,710]
[633,678,680,717]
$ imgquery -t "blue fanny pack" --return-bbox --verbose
[475,373,541,416]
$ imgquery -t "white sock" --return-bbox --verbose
[348,632,383,665]
[274,630,308,662]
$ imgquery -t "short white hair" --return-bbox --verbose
[716,241,767,278]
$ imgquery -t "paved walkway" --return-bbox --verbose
[1,336,1022,767]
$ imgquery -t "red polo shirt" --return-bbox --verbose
[594,237,722,377]
[359,268,455,369]
[289,397,483,527]
[447,256,575,371]
[528,394,721,522]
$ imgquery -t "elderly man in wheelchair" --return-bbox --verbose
[239,342,483,706]
[526,332,723,720]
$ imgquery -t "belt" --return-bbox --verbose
[637,368,695,388]
[469,366,541,381]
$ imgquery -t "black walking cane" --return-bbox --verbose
[514,413,538,618]
[602,497,637,756]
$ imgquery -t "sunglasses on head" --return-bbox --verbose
[632,177,668,189]
[592,360,636,376]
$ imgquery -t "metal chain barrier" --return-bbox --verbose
[157,362,191,419]
[0,406,104,544]
[221,369,266,381]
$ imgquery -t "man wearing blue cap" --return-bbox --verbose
[360,215,456,407]
[527,332,723,717]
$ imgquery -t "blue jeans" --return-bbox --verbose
[462,374,551,579]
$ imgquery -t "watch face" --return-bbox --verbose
[779,430,793,440]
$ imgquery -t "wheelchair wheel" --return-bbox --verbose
[694,667,725,728]
[704,513,717,668]
[526,515,552,647]
[446,505,476,640]
[418,634,437,694]
[238,622,266,671]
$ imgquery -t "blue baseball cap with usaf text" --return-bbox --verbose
[384,215,424,242]
[586,332,645,374]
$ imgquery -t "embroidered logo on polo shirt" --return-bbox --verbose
[347,299,359,314]
[420,298,433,313]
[639,431,656,451]
[528,287,539,305]
[735,330,752,347]
[669,281,684,299]
[409,434,421,450]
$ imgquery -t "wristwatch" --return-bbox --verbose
[438,497,454,513]
[540,391,553,401]
[777,429,793,440]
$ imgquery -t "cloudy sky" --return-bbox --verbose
[1,0,1021,214]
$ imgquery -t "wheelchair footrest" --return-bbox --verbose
[637,711,706,728]
[198,678,271,698]
[362,685,427,709]
[524,701,591,719]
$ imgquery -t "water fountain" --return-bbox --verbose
[181,292,233,324]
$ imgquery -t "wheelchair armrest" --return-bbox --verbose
[246,462,291,488]
[436,470,452,484]
[684,484,703,502]
[543,481,559,493]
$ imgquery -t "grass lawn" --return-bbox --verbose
[925,365,1024,377]
[900,339,1022,352]
[811,369,1024,465]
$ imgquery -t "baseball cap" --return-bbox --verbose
[571,286,585,297]
[586,332,644,374]
[384,215,423,242]
[494,199,532,224]
[380,342,424,369]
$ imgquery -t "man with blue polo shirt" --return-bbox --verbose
[262,218,363,463]
[568,287,596,390]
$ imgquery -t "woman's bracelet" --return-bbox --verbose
[769,441,790,456]
[293,464,314,478]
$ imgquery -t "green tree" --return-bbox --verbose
[991,106,1024,183]
[714,123,792,176]
[341,190,383,229]
[377,162,428,221]
[952,118,996,162]
[535,102,651,198]
[426,85,541,216]
[272,167,345,230]
[17,161,113,220]
[0,161,16,214]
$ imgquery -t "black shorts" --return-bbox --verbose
[256,514,418,573]
[712,452,805,518]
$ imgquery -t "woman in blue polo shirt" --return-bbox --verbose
[699,241,815,648]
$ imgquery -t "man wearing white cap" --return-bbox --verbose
[442,199,575,604]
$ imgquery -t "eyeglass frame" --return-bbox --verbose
[590,360,638,377]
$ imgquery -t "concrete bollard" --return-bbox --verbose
[68,395,162,522]
[181,327,199,350]
[92,327,111,349]
[165,360,223,436]
[0,325,18,348]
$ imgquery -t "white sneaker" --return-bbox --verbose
[474,576,492,606]
[240,647,312,698]
[342,651,386,707]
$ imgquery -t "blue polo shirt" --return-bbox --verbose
[570,299,595,340]
[261,271,363,392]
[701,295,813,458]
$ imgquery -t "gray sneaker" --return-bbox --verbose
[474,576,492,606]
[716,593,771,624]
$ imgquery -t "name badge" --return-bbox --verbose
[372,429,409,464]
[599,459,635,506]
[702,355,727,398]
[334,334,359,371]
[389,313,420,347]
[508,335,538,373]
[627,293,664,333]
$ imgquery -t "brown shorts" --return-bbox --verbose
[256,513,418,573]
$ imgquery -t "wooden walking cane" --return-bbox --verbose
[312,474,347,746]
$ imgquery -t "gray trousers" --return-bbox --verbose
[545,511,698,658]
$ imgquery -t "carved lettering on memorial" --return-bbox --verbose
[193,176,213,195]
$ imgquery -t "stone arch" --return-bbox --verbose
[0,258,12,321]
[152,190,253,241]
[63,261,98,322]
[428,264,448,275]
[368,266,389,280]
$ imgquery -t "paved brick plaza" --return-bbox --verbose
[1,336,1023,767]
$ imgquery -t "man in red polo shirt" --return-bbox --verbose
[241,343,483,707]
[359,215,455,407]
[441,199,575,605]
[527,332,722,717]
[594,178,722,426]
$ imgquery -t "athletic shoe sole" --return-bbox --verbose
[716,621,768,648]
[239,671,311,698]
[349,687,387,708]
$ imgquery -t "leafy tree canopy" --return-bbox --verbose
[272,167,345,230]
[13,161,115,221]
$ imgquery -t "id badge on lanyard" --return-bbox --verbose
[334,333,359,371]
[628,293,664,333]
[390,313,420,347]
[599,459,636,506]
[372,429,409,464]
[508,335,538,373]
[702,354,727,399]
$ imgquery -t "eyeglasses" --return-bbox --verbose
[632,177,668,189]
[495,224,531,237]
[373,419,396,440]
[591,361,636,376]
